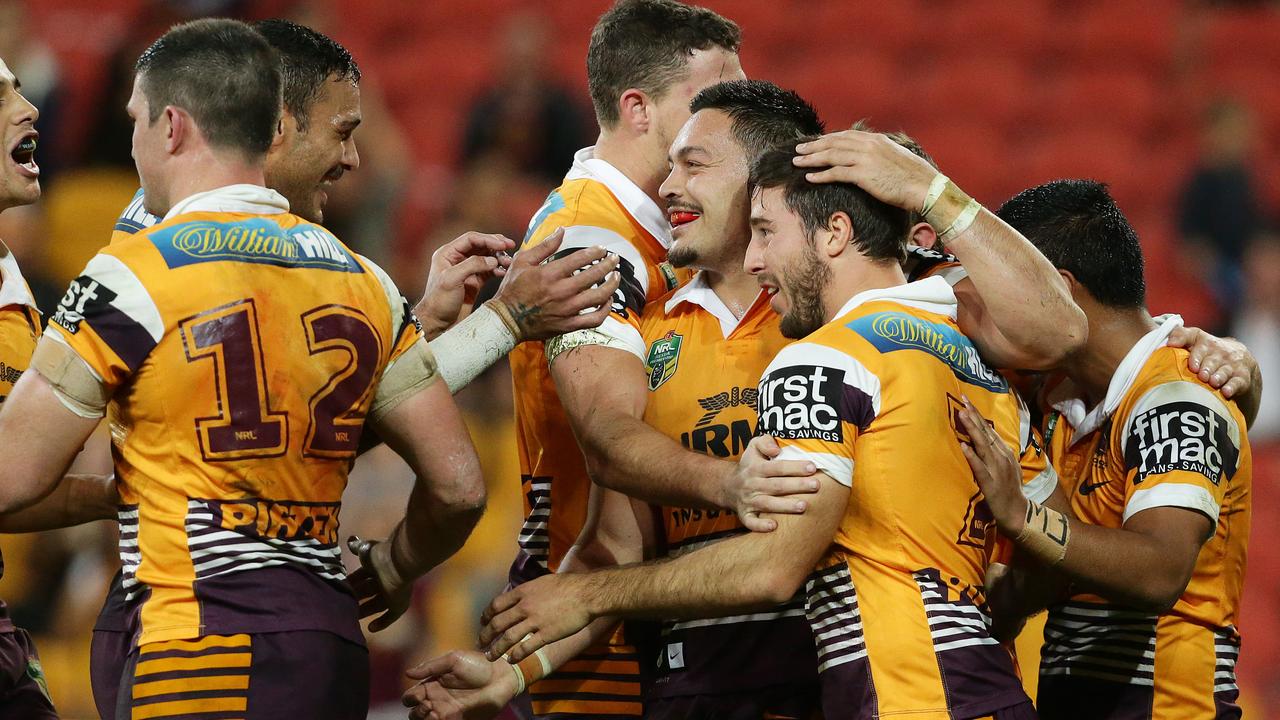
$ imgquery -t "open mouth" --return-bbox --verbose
[9,133,38,177]
[668,209,701,228]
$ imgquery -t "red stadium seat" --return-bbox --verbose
[932,0,1054,60]
[1056,0,1180,72]
[915,56,1037,135]
[1039,69,1165,141]
[910,123,1030,207]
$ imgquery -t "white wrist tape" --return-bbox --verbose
[430,303,518,393]
[921,172,950,216]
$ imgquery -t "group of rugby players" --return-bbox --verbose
[0,1,1257,719]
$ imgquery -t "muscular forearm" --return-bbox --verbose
[947,210,1087,368]
[0,473,116,532]
[394,475,486,579]
[578,529,798,623]
[584,412,732,510]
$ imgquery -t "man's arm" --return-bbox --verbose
[794,130,1088,370]
[347,371,487,631]
[426,233,621,394]
[478,475,849,662]
[0,472,117,532]
[400,620,619,720]
[551,344,819,530]
[959,398,1210,612]
[0,371,101,515]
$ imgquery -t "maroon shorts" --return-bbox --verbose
[644,683,822,720]
[0,628,58,720]
[114,631,368,720]
[91,628,131,720]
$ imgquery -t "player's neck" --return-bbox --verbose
[824,261,907,323]
[593,132,664,206]
[1066,307,1157,407]
[704,263,761,319]
[163,151,267,215]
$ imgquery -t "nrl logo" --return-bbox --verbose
[646,330,683,390]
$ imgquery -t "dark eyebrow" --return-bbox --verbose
[676,145,709,161]
[749,215,772,228]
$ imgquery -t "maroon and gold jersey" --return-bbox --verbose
[509,149,684,717]
[44,186,421,646]
[639,274,817,701]
[0,242,42,631]
[758,277,1034,719]
[510,148,683,576]
[1038,317,1250,719]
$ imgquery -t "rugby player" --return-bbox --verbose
[0,52,61,720]
[958,180,1253,719]
[0,19,484,718]
[80,19,621,718]
[501,2,773,716]
[472,134,1053,719]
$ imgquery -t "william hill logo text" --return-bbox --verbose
[852,311,1007,392]
[151,219,362,273]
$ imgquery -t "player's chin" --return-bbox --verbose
[0,175,41,206]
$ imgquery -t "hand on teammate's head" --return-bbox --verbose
[792,129,938,213]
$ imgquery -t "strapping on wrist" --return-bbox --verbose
[1014,500,1071,565]
[484,298,524,342]
[924,177,983,246]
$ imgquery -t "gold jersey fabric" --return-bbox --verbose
[0,241,42,629]
[639,274,818,701]
[1037,316,1250,720]
[508,149,683,717]
[44,187,421,647]
[759,277,1034,719]
[510,148,683,576]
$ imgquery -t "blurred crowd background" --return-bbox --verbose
[3,0,1278,716]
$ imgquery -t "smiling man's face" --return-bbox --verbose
[0,58,40,211]
[265,75,361,223]
[658,108,751,271]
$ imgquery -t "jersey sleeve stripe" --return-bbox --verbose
[1123,482,1220,528]
[560,225,649,297]
[777,446,854,488]
[1021,464,1059,504]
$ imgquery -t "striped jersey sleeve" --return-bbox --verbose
[756,341,881,487]
[1118,380,1240,528]
[46,250,163,389]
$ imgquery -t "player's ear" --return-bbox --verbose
[272,110,293,150]
[910,222,937,250]
[618,88,651,134]
[164,106,184,155]
[821,211,854,259]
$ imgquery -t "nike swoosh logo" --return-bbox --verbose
[1078,479,1111,495]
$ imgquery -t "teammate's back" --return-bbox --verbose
[50,201,418,644]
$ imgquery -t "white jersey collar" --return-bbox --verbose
[0,240,38,312]
[832,275,958,320]
[664,270,766,338]
[565,146,671,249]
[1054,314,1183,442]
[163,183,290,222]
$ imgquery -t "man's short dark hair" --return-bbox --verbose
[849,119,936,226]
[996,179,1146,308]
[135,18,281,158]
[690,80,824,160]
[749,136,909,264]
[588,0,740,129]
[253,19,360,131]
